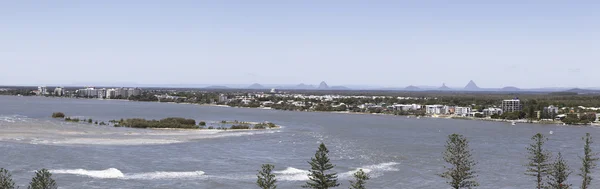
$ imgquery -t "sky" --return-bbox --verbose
[1,1,599,88]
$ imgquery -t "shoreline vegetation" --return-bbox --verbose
[5,93,596,127]
[40,96,598,127]
[51,112,280,130]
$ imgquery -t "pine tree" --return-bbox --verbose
[28,169,57,189]
[547,152,572,189]
[526,133,552,189]
[439,134,478,189]
[302,143,340,189]
[257,164,277,189]
[0,168,15,189]
[579,133,598,189]
[349,169,369,189]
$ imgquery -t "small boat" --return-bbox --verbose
[549,131,554,135]
[406,116,410,118]
[416,116,421,119]
[511,122,516,126]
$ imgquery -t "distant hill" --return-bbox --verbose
[502,86,520,91]
[330,86,350,90]
[564,88,600,94]
[464,80,480,90]
[204,85,229,89]
[405,85,420,90]
[248,83,265,89]
[318,81,329,89]
[295,83,315,89]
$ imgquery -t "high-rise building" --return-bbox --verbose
[128,88,142,97]
[78,87,97,98]
[37,86,47,96]
[501,99,522,113]
[218,94,228,103]
[106,89,116,99]
[53,87,64,96]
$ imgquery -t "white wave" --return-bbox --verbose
[0,115,29,123]
[50,168,124,179]
[125,171,205,180]
[274,167,310,181]
[50,168,205,180]
[340,162,400,179]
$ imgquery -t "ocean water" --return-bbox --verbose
[0,95,599,188]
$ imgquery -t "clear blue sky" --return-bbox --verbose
[1,1,598,88]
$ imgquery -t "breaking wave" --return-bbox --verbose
[340,162,400,178]
[274,162,399,181]
[50,168,205,180]
[0,115,31,123]
[274,167,310,181]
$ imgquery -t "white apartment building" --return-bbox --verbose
[53,87,64,96]
[483,108,503,117]
[455,107,472,116]
[425,105,444,115]
[37,86,47,96]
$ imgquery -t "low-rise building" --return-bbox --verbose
[483,108,503,117]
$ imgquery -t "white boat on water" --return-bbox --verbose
[511,122,516,126]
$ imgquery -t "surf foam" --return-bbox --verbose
[50,168,205,180]
[274,167,310,181]
[50,168,124,179]
[340,162,400,179]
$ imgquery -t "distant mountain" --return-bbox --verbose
[248,83,265,89]
[295,83,315,89]
[405,85,420,90]
[330,86,350,90]
[502,86,520,91]
[439,83,451,90]
[464,80,480,90]
[204,85,229,89]
[564,88,600,94]
[318,81,329,89]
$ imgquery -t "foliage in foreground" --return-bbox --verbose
[526,133,552,189]
[349,169,370,189]
[256,164,277,189]
[302,143,340,189]
[547,152,572,189]
[439,134,478,189]
[0,168,15,189]
[579,133,599,189]
[28,169,57,189]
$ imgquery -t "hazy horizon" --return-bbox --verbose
[2,1,598,88]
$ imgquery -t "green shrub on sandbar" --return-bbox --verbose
[51,112,65,118]
[118,117,198,129]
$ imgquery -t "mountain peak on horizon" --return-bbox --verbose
[464,80,480,90]
[439,83,451,90]
[318,81,329,89]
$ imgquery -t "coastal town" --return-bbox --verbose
[2,86,599,125]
